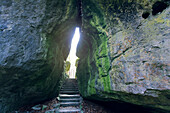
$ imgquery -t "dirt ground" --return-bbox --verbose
[16,97,112,113]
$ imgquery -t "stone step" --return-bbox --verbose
[60,98,81,102]
[63,82,77,84]
[63,82,78,85]
[58,108,81,113]
[61,87,78,89]
[61,87,78,90]
[60,88,79,91]
[62,85,78,88]
[60,102,80,107]
[60,91,79,94]
[58,79,83,113]
[59,94,80,99]
[65,78,77,80]
[63,80,77,81]
[64,82,77,83]
[63,82,78,84]
[62,86,78,88]
[62,85,78,87]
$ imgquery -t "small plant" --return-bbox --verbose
[75,58,80,67]
[65,61,71,71]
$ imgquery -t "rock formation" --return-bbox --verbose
[0,0,79,112]
[77,0,170,111]
[0,0,169,112]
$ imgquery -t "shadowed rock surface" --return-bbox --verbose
[0,0,79,112]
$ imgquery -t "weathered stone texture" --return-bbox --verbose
[0,0,78,112]
[0,0,169,112]
[77,0,170,111]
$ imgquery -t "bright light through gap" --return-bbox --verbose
[66,27,80,78]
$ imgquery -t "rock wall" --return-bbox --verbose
[77,0,170,111]
[0,0,79,112]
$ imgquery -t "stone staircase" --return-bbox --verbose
[58,79,83,113]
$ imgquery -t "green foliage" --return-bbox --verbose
[75,58,80,67]
[76,0,170,111]
[65,61,71,71]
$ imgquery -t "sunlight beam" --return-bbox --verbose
[70,27,80,56]
[66,27,80,78]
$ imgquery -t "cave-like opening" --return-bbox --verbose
[152,1,168,15]
[65,27,80,78]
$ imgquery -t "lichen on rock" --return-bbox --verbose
[77,0,170,111]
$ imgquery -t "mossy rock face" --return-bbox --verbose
[77,0,170,111]
[0,0,79,112]
[65,61,71,71]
